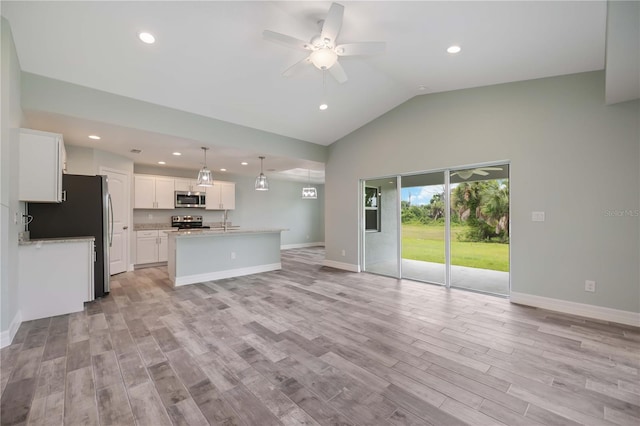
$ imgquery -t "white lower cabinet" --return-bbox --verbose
[136,230,168,264]
[19,239,95,321]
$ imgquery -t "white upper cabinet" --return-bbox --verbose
[206,181,235,210]
[155,177,175,209]
[174,178,203,193]
[19,128,65,202]
[134,175,175,209]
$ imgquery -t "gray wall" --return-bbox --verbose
[132,165,325,247]
[326,71,639,313]
[0,18,25,337]
[22,73,326,164]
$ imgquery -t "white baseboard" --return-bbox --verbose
[322,259,361,273]
[281,242,325,250]
[510,292,640,327]
[0,310,22,349]
[174,263,282,287]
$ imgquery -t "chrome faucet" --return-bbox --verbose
[223,210,228,231]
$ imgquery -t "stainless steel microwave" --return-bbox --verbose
[175,191,206,208]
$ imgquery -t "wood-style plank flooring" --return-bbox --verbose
[1,247,639,425]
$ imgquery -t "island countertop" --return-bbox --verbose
[164,228,287,238]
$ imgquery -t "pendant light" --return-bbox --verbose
[197,147,213,187]
[255,156,269,191]
[302,169,317,199]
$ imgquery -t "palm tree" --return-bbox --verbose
[481,180,509,238]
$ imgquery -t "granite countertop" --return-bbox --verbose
[165,228,287,238]
[19,236,95,246]
[133,223,177,231]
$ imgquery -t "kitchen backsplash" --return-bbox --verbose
[133,208,233,226]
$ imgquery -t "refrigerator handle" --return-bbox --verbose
[108,193,114,247]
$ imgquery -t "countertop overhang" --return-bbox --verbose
[165,228,287,238]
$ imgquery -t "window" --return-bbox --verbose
[364,186,381,231]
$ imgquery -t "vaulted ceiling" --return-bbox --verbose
[3,1,634,180]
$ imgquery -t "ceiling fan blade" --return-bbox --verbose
[263,30,312,51]
[282,56,311,78]
[329,61,348,84]
[480,167,503,171]
[474,170,489,176]
[336,42,386,56]
[321,3,344,46]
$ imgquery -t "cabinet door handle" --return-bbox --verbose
[123,226,128,230]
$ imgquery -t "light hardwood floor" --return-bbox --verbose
[1,247,639,425]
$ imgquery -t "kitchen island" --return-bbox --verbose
[166,228,286,286]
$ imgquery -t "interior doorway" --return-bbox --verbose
[100,167,130,275]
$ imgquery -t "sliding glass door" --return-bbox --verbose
[400,172,446,285]
[363,177,399,277]
[362,163,510,296]
[449,165,510,295]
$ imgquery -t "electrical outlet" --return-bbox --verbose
[231,252,236,260]
[341,249,346,257]
[531,211,545,222]
[585,280,596,292]
[306,235,310,240]
[13,212,18,224]
[147,213,153,220]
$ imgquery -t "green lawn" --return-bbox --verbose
[402,223,510,272]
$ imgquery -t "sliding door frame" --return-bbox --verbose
[360,160,511,295]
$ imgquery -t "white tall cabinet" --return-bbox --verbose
[19,128,66,202]
[134,175,174,209]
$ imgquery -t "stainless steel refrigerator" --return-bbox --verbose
[27,174,112,298]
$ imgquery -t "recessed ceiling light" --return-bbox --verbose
[319,103,328,111]
[88,135,101,140]
[172,152,181,156]
[447,45,461,54]
[241,162,248,166]
[158,161,166,165]
[220,168,227,172]
[138,32,155,44]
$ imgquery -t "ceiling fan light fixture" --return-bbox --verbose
[310,48,338,70]
[456,170,474,179]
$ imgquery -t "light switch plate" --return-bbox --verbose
[531,211,545,222]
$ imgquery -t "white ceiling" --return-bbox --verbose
[2,1,610,179]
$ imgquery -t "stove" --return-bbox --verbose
[171,215,210,229]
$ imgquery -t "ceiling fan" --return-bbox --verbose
[263,2,385,84]
[451,167,503,180]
